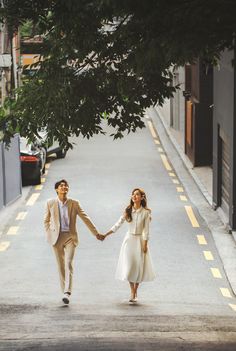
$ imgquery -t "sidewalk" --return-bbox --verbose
[147,106,236,296]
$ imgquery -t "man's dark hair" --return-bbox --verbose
[54,179,69,190]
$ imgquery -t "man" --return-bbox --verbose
[44,179,103,305]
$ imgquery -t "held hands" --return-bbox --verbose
[96,234,105,241]
[96,231,112,241]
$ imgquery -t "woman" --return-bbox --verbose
[104,188,156,303]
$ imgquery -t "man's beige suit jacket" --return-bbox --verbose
[44,198,99,246]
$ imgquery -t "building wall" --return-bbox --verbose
[0,145,4,210]
[0,22,11,105]
[213,49,235,229]
[0,135,22,208]
[213,51,234,136]
[157,67,185,134]
[171,67,185,133]
[0,24,22,210]
[157,98,171,125]
[184,60,213,167]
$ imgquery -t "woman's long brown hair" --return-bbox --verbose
[124,188,150,222]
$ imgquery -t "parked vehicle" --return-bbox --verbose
[20,137,46,186]
[37,132,67,159]
[46,139,67,159]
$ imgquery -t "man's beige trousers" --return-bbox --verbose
[53,232,76,294]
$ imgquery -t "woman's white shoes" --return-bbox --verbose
[129,296,137,303]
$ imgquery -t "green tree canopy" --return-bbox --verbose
[0,0,236,148]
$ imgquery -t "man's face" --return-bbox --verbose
[56,182,69,196]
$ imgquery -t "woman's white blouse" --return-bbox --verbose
[110,207,151,240]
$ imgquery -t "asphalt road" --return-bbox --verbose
[0,120,236,350]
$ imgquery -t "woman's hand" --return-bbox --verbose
[104,230,113,238]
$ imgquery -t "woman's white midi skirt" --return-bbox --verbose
[115,233,156,283]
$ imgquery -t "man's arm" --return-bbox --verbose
[44,201,51,233]
[76,201,102,238]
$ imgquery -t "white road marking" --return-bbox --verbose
[169,172,176,177]
[229,304,236,312]
[203,251,214,261]
[0,242,10,251]
[160,154,172,171]
[210,268,222,279]
[197,235,207,245]
[147,120,158,139]
[184,206,200,227]
[16,212,27,220]
[172,179,180,184]
[220,288,232,298]
[35,185,43,190]
[26,193,40,206]
[7,226,19,235]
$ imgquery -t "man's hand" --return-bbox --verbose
[96,234,105,241]
[142,240,148,253]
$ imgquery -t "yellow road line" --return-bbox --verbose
[0,241,10,252]
[211,268,222,279]
[197,235,207,245]
[45,170,48,175]
[26,193,40,206]
[160,154,172,171]
[154,139,160,145]
[158,147,164,152]
[147,120,158,139]
[169,172,176,177]
[184,206,200,227]
[177,186,184,193]
[7,226,19,235]
[45,163,51,169]
[203,251,214,260]
[16,212,27,220]
[220,288,232,298]
[229,304,236,312]
[41,178,46,183]
[35,185,43,190]
[172,179,180,184]
[180,195,188,202]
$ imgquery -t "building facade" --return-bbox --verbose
[184,59,213,167]
[155,52,236,232]
[212,49,236,231]
[0,21,22,211]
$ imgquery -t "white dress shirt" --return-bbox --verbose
[58,199,70,232]
[110,207,150,240]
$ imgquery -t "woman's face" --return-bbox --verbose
[132,190,142,204]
